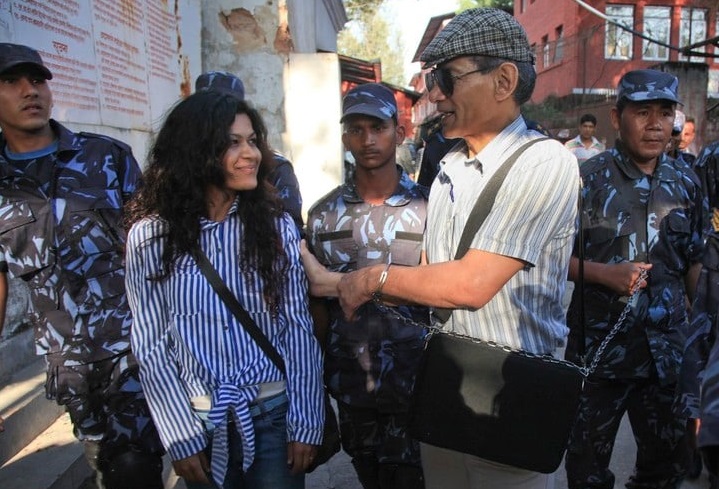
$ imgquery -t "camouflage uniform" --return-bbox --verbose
[677,142,719,483]
[564,142,706,489]
[676,142,719,421]
[269,151,304,231]
[694,233,719,489]
[307,167,429,489]
[0,121,163,480]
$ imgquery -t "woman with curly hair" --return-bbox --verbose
[124,91,324,489]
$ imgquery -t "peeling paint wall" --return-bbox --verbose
[201,1,291,150]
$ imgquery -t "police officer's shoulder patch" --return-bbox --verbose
[78,131,133,154]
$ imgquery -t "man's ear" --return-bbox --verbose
[396,123,406,145]
[610,107,621,132]
[494,63,518,102]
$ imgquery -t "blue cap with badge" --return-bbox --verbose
[616,69,681,104]
[195,71,245,100]
[340,83,398,123]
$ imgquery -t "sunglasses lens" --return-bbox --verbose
[437,69,453,96]
[425,71,436,92]
[426,69,455,96]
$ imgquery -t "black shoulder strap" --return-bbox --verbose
[433,137,548,323]
[454,137,548,259]
[193,249,286,374]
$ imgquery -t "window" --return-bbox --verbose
[555,25,564,62]
[542,34,550,68]
[680,8,707,62]
[605,5,634,60]
[709,70,719,97]
[642,6,670,61]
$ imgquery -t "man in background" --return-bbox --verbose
[680,115,697,166]
[564,113,605,164]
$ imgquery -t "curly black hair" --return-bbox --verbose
[125,91,287,313]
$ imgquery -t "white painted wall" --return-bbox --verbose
[285,52,344,216]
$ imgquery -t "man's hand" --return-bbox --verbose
[337,267,375,321]
[287,441,318,475]
[601,261,652,296]
[300,240,342,298]
[172,451,211,484]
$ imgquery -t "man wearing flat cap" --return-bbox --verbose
[0,43,164,488]
[564,69,707,488]
[326,9,580,488]
[303,82,429,489]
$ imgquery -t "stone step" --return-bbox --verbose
[0,353,64,467]
[0,327,37,386]
[0,413,87,489]
[0,412,185,489]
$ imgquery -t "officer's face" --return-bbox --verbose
[342,115,402,172]
[0,66,52,134]
[222,113,261,192]
[611,100,675,166]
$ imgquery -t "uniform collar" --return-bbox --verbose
[0,119,74,157]
[611,140,677,182]
[342,165,417,206]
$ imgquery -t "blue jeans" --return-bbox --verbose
[186,393,304,489]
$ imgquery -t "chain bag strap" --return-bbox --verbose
[373,267,647,377]
[395,275,646,473]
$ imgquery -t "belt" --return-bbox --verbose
[248,391,287,418]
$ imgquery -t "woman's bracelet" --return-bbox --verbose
[372,263,392,301]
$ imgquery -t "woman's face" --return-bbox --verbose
[222,113,262,191]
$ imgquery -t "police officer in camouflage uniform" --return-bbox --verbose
[0,43,163,488]
[565,69,707,489]
[305,83,429,489]
[677,140,719,486]
[681,226,719,489]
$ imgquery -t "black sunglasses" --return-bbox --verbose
[424,66,492,97]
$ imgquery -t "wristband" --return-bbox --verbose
[373,263,392,300]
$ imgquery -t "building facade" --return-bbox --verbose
[516,0,717,146]
[517,0,717,100]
